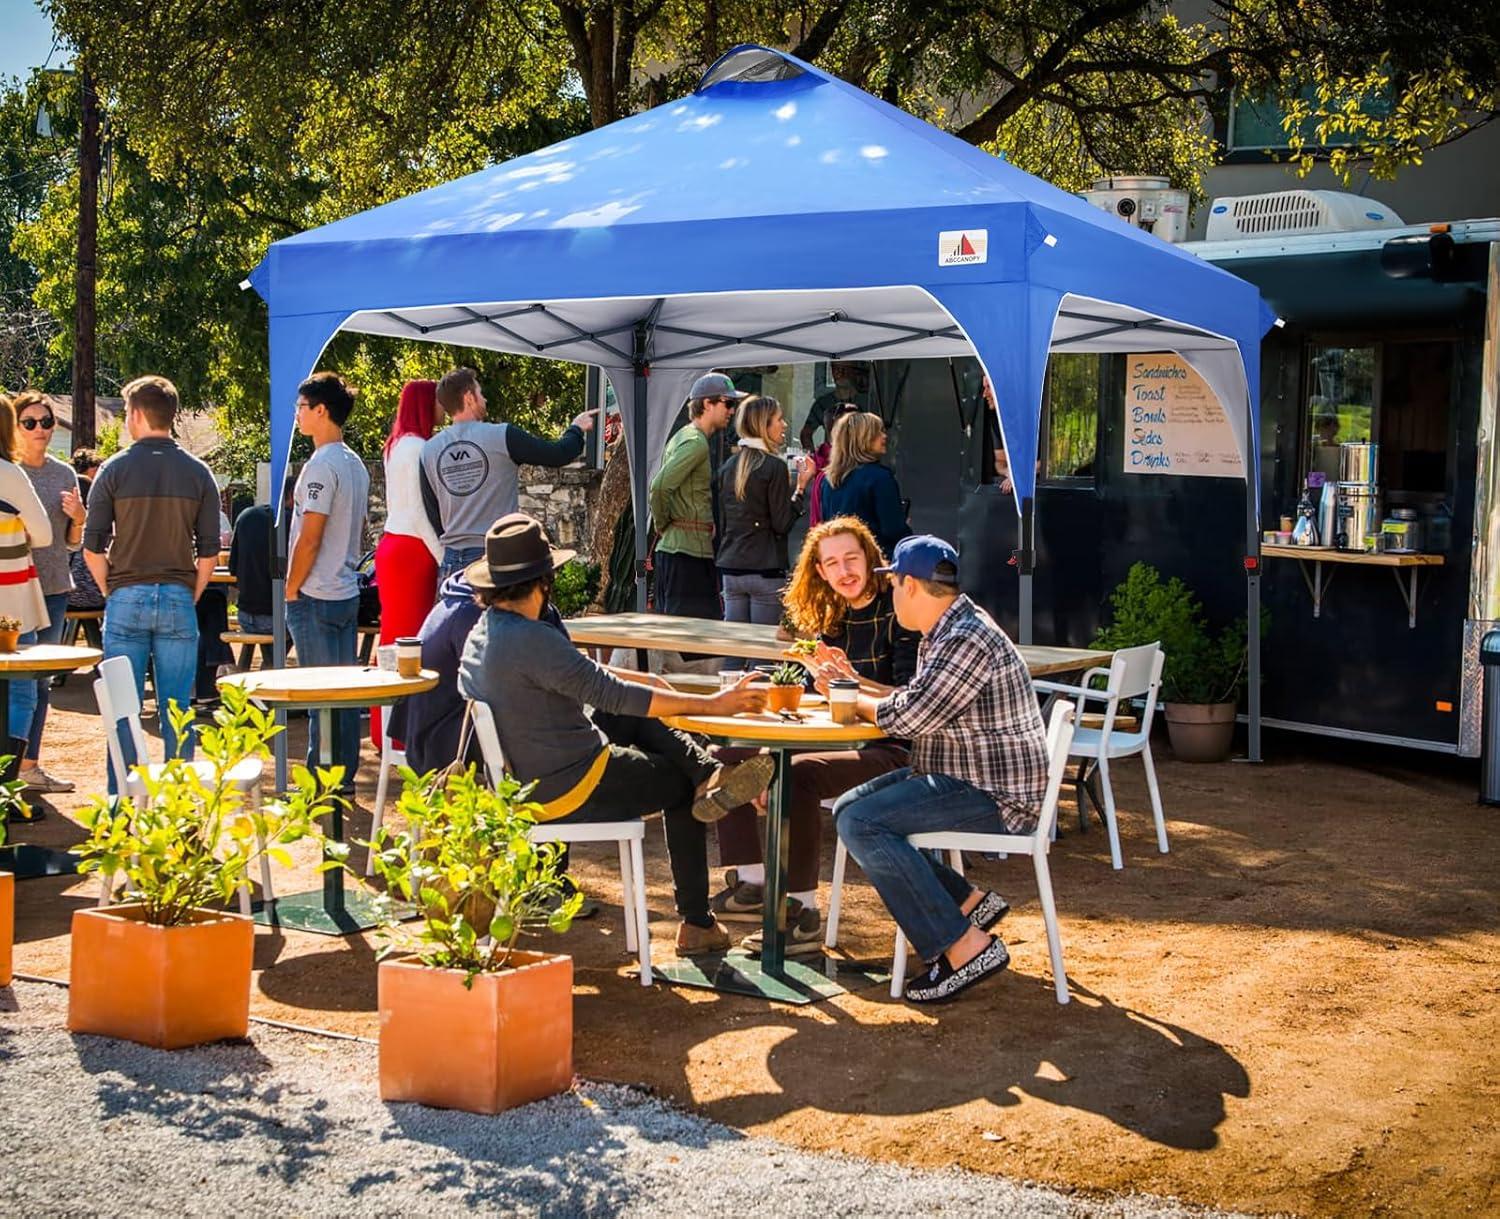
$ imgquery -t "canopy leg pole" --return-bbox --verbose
[1018,495,1035,645]
[1246,475,1263,763]
[273,503,289,792]
[631,321,651,613]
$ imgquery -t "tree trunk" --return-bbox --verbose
[589,434,633,611]
[72,60,100,450]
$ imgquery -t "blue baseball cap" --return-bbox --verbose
[875,535,960,585]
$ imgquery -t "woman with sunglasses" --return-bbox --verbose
[13,391,82,793]
[0,393,55,775]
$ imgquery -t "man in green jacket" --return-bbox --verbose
[647,371,743,620]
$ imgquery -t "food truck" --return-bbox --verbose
[733,198,1496,756]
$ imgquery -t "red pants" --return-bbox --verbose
[715,744,907,892]
[371,532,438,747]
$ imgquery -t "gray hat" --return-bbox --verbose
[688,372,748,401]
[465,512,576,591]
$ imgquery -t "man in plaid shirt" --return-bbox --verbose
[833,534,1047,1004]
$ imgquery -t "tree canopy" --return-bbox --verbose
[1,0,1490,478]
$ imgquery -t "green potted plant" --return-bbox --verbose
[67,687,339,1048]
[765,661,806,713]
[0,615,21,652]
[1092,562,1252,763]
[363,764,584,1114]
[0,756,24,987]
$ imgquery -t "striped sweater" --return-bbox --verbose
[0,459,52,632]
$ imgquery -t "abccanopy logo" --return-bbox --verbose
[938,229,988,267]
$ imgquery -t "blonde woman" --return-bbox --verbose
[818,410,909,558]
[0,393,54,764]
[715,394,813,626]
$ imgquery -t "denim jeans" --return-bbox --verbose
[25,591,71,761]
[6,627,39,753]
[284,593,361,785]
[833,767,1001,962]
[440,545,483,582]
[104,582,200,792]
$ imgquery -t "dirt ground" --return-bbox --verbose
[6,679,1499,1218]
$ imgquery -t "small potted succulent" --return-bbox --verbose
[362,764,584,1115]
[0,615,21,653]
[0,756,24,988]
[765,661,807,713]
[68,687,339,1048]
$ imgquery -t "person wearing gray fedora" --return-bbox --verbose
[458,513,775,955]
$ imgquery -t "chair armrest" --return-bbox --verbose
[1033,679,1111,704]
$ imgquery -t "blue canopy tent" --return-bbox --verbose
[249,45,1276,758]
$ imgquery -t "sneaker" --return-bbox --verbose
[675,918,731,957]
[968,890,1009,932]
[19,765,74,794]
[692,753,775,824]
[709,869,765,922]
[903,937,1011,1004]
[740,900,824,957]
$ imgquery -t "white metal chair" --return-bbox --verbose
[1033,642,1168,870]
[364,705,409,875]
[468,700,653,987]
[824,700,1078,1004]
[93,655,270,913]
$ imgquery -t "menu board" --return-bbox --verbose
[1123,354,1243,478]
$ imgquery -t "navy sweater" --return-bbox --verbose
[818,462,910,560]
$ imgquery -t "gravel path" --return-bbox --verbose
[1,980,1246,1218]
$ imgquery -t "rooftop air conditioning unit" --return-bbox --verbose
[1081,176,1190,243]
[1205,191,1403,241]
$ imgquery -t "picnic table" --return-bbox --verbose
[218,665,437,935]
[0,643,104,879]
[563,612,1110,676]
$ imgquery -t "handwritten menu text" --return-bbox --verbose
[1123,354,1243,479]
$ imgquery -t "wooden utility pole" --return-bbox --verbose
[72,59,99,450]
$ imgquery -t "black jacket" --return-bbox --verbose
[715,448,804,574]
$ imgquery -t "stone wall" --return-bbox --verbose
[363,461,604,557]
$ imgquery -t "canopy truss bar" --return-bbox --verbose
[533,304,635,364]
[835,314,964,342]
[380,310,426,336]
[655,311,842,348]
[1058,308,1210,342]
[391,302,548,338]
[833,331,968,360]
[458,305,540,350]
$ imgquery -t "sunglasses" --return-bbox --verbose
[19,415,55,431]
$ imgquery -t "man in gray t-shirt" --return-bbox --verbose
[286,371,370,787]
[420,366,595,579]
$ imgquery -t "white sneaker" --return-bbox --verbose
[19,765,74,794]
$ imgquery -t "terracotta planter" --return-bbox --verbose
[0,871,12,987]
[68,905,254,1049]
[1163,701,1237,763]
[379,951,573,1114]
[0,630,19,653]
[766,684,804,714]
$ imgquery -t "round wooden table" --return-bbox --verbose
[663,705,886,1002]
[0,644,104,879]
[218,665,438,935]
[209,568,238,585]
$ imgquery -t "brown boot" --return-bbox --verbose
[675,918,731,956]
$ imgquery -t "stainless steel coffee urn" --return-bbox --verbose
[1335,442,1380,551]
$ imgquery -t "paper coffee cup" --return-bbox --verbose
[395,636,423,678]
[829,678,860,725]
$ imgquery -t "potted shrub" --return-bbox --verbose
[0,757,24,988]
[1093,562,1253,763]
[765,661,806,714]
[0,615,20,653]
[68,687,338,1048]
[363,764,584,1115]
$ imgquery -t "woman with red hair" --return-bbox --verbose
[373,379,441,746]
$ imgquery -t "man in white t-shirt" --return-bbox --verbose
[285,371,370,788]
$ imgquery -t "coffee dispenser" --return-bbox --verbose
[1335,442,1380,551]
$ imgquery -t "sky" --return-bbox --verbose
[0,1,65,84]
